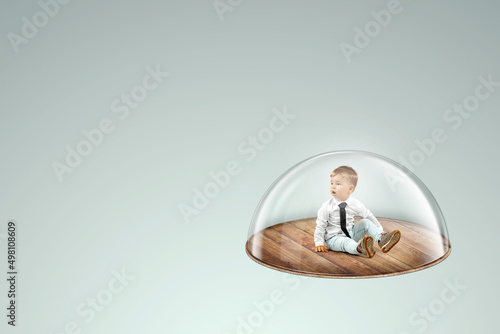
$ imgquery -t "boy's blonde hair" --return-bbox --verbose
[330,166,358,188]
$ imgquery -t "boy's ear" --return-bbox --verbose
[348,184,355,194]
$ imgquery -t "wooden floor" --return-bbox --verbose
[246,217,451,278]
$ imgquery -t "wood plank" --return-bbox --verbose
[390,218,449,246]
[250,228,350,275]
[378,218,449,259]
[275,221,422,276]
[246,216,451,278]
[272,222,379,276]
[294,217,448,261]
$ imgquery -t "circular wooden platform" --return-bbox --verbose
[246,217,451,278]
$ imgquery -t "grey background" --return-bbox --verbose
[1,0,498,333]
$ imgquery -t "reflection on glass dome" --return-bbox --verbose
[245,151,451,278]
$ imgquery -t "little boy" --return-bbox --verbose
[313,166,401,257]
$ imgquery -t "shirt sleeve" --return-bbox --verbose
[314,203,329,247]
[356,201,383,233]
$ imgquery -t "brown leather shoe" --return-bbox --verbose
[357,235,375,258]
[378,230,401,253]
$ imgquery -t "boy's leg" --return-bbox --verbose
[351,219,382,242]
[325,234,359,255]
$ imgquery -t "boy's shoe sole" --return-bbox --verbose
[360,235,375,258]
[379,230,401,253]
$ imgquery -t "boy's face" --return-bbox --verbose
[330,174,354,201]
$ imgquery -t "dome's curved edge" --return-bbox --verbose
[247,150,450,240]
[245,241,452,279]
[247,151,337,238]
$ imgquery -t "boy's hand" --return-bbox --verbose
[314,245,328,252]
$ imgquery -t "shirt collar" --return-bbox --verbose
[332,196,352,207]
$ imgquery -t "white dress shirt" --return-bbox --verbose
[314,196,383,247]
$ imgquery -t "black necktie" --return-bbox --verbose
[339,202,350,238]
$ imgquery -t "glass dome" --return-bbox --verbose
[245,151,451,278]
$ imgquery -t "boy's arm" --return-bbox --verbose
[313,205,329,252]
[358,202,384,232]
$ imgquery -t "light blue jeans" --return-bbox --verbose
[325,219,382,255]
